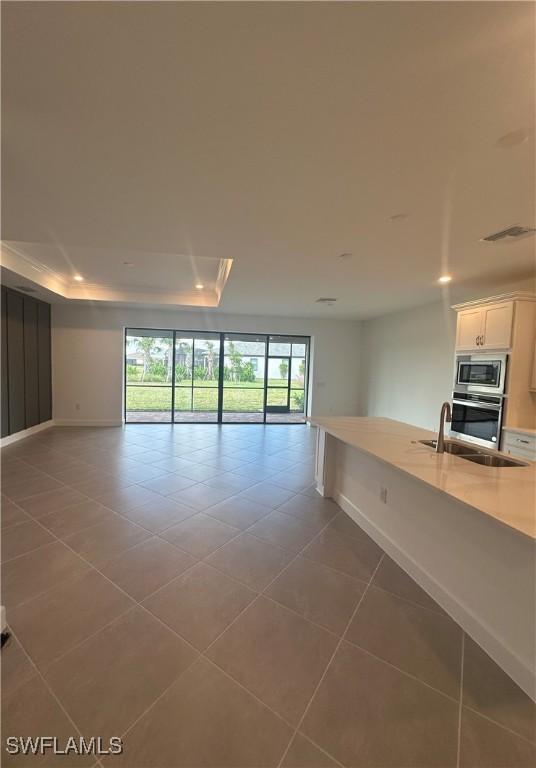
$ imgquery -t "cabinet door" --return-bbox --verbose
[481,302,513,350]
[456,309,483,351]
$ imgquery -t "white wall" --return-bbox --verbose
[51,305,361,424]
[360,300,456,431]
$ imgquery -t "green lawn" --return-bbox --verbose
[126,383,304,413]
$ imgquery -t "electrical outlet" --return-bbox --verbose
[380,487,388,504]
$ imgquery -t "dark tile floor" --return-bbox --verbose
[1,424,534,767]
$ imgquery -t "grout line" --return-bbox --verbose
[0,538,70,576]
[342,635,461,705]
[275,553,385,768]
[5,627,93,748]
[201,655,347,768]
[456,632,466,768]
[112,656,203,742]
[27,604,140,679]
[462,704,536,748]
[1,534,60,565]
[291,731,346,768]
[362,580,453,619]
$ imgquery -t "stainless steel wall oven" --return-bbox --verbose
[450,391,503,449]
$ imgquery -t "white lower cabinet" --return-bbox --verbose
[502,429,536,461]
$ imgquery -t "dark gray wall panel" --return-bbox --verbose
[1,287,8,437]
[0,287,52,437]
[37,300,52,422]
[6,291,25,434]
[24,297,40,428]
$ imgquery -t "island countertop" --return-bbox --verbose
[309,416,536,539]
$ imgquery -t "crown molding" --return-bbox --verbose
[451,291,536,311]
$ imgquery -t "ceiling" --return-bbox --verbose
[1,1,534,318]
[0,240,232,307]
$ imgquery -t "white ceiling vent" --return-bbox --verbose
[14,285,37,293]
[316,297,338,306]
[481,225,536,243]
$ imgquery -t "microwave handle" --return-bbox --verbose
[452,399,502,411]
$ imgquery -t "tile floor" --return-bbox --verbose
[1,424,534,767]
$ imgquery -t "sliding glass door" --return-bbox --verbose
[266,336,308,423]
[222,334,266,423]
[174,333,221,422]
[125,329,309,424]
[125,329,174,422]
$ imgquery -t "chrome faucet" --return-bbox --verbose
[436,401,452,453]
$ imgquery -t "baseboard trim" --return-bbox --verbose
[334,490,535,701]
[0,420,55,447]
[53,419,124,427]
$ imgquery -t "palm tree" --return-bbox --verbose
[138,337,156,382]
[205,341,216,381]
[176,342,193,379]
[228,341,243,382]
[164,344,173,382]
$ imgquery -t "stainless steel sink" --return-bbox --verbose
[419,439,481,456]
[461,453,528,468]
[418,439,528,467]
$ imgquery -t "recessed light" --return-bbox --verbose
[123,261,134,267]
[438,275,452,284]
[495,129,528,149]
[73,275,84,282]
[388,213,408,223]
[195,283,204,290]
[338,252,353,260]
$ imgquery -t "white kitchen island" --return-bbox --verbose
[310,416,536,701]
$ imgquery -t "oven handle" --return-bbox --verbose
[452,399,502,411]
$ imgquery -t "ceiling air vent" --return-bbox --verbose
[481,225,536,243]
[14,285,37,293]
[316,297,338,306]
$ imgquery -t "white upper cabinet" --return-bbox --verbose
[456,308,485,351]
[480,302,514,350]
[455,301,514,351]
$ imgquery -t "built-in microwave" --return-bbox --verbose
[450,391,503,450]
[455,353,507,395]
